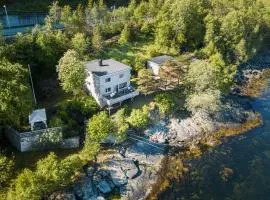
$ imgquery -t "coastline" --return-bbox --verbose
[49,58,270,200]
[146,65,270,199]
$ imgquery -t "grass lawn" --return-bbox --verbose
[101,33,154,70]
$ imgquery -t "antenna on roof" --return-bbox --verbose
[28,64,37,105]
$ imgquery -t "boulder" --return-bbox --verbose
[97,180,112,194]
[73,178,97,200]
[109,168,128,187]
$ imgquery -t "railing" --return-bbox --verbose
[103,90,139,106]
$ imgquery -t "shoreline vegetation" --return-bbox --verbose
[1,0,270,199]
[147,69,270,199]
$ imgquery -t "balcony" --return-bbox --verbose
[103,86,139,106]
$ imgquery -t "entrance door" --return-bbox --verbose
[114,85,119,93]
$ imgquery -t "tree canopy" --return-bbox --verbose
[0,59,32,127]
[57,49,86,95]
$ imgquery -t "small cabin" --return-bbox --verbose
[29,109,47,131]
[147,55,175,76]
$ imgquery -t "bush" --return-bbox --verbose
[48,116,64,127]
[185,89,222,114]
[53,96,100,137]
[134,54,147,72]
[154,93,175,115]
[86,111,112,143]
[0,154,14,188]
[128,105,150,128]
[112,108,129,142]
[7,153,83,200]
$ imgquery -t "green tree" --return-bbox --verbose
[186,89,222,114]
[7,169,41,200]
[57,49,86,95]
[118,24,131,44]
[159,60,187,89]
[92,26,104,53]
[128,105,150,128]
[136,68,159,95]
[86,111,112,143]
[112,108,129,142]
[7,153,84,200]
[60,4,85,35]
[0,154,14,188]
[186,60,235,94]
[71,33,90,59]
[154,93,175,115]
[185,60,219,93]
[0,59,32,127]
[35,29,70,74]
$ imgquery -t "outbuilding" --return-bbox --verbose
[29,108,47,131]
[147,55,175,76]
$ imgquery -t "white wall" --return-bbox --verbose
[85,69,131,107]
[147,61,160,76]
[98,69,131,95]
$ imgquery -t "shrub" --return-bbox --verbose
[154,93,175,115]
[112,108,129,142]
[86,111,112,143]
[185,89,222,114]
[7,153,84,200]
[128,105,150,128]
[0,154,14,188]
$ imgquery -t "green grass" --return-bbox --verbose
[101,34,154,69]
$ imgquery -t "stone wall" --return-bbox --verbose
[6,127,80,152]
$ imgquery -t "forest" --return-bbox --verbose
[1,0,270,199]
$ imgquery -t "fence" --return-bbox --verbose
[6,127,80,152]
[0,13,46,28]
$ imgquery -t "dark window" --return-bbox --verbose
[119,82,127,89]
[105,77,111,82]
[119,74,124,78]
[105,87,111,93]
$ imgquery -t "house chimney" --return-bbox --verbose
[99,59,103,66]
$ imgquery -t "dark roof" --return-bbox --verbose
[149,55,174,65]
[85,59,131,76]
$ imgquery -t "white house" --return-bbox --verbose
[147,55,175,76]
[85,59,139,107]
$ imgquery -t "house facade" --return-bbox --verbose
[85,59,139,107]
[147,55,174,76]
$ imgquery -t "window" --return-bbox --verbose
[105,87,111,93]
[119,74,124,78]
[119,82,127,89]
[105,77,111,82]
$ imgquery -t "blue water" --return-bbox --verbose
[159,81,270,200]
[0,12,46,36]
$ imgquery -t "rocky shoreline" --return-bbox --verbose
[49,53,270,200]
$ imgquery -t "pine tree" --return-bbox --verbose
[136,69,159,95]
[92,26,104,53]
[118,24,131,44]
[159,60,187,89]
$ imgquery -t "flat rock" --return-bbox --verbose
[126,168,139,179]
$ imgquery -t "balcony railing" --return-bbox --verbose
[103,87,139,106]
